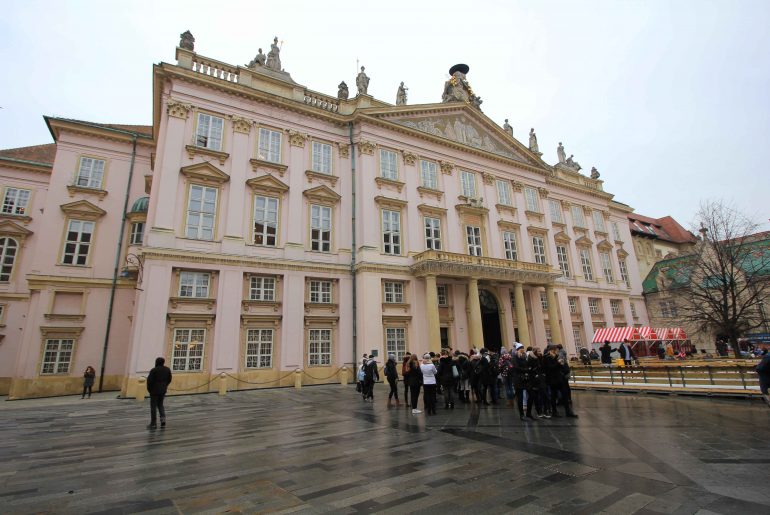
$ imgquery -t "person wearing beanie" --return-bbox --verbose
[146,356,172,430]
[384,353,400,406]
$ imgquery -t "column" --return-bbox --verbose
[425,275,442,353]
[545,284,562,345]
[467,278,484,348]
[513,281,530,346]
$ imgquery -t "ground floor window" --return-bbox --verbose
[245,328,273,368]
[41,339,74,374]
[440,327,450,349]
[385,327,407,361]
[172,328,205,371]
[572,326,584,348]
[308,328,332,366]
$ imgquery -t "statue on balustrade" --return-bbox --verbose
[529,128,540,153]
[179,30,195,51]
[396,82,408,105]
[356,66,370,95]
[338,81,349,100]
[247,48,266,69]
[503,119,513,136]
[566,154,582,171]
[590,167,600,179]
[557,142,566,164]
[265,37,281,70]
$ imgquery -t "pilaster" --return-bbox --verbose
[466,278,484,348]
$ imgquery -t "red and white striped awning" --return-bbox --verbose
[592,327,687,343]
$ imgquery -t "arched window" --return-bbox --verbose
[0,237,18,282]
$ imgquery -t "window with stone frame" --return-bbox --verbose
[62,219,94,266]
[309,280,332,304]
[258,127,282,163]
[311,141,332,174]
[600,251,614,283]
[572,326,584,348]
[379,149,398,180]
[424,216,441,250]
[186,184,218,240]
[41,338,74,374]
[172,328,205,371]
[619,258,631,288]
[610,299,622,315]
[245,328,273,368]
[195,113,224,151]
[2,187,31,215]
[630,301,638,318]
[310,204,332,252]
[523,187,540,212]
[593,211,607,232]
[548,199,564,223]
[531,234,547,264]
[460,170,477,198]
[76,157,105,189]
[383,281,404,303]
[579,248,594,281]
[540,291,548,310]
[420,160,438,189]
[249,276,276,301]
[253,194,278,246]
[308,328,332,366]
[179,271,210,298]
[496,179,513,206]
[659,300,678,318]
[571,205,586,228]
[502,231,518,260]
[0,237,18,282]
[556,245,571,278]
[588,298,601,315]
[568,296,579,314]
[509,290,516,308]
[545,327,553,343]
[466,225,482,256]
[437,285,448,306]
[612,221,623,242]
[382,209,401,255]
[385,327,407,361]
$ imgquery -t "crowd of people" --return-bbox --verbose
[357,343,578,420]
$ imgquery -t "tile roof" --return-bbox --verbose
[0,143,57,165]
[627,213,697,244]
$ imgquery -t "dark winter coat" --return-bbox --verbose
[476,355,494,385]
[617,343,635,361]
[510,354,532,389]
[407,361,423,387]
[437,356,455,385]
[364,360,379,382]
[543,353,567,386]
[384,359,398,380]
[599,344,616,364]
[83,370,95,387]
[756,352,770,390]
[147,362,172,396]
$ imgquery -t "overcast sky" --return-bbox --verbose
[2,0,768,230]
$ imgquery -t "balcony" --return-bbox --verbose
[410,250,559,284]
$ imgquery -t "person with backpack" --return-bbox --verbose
[357,355,367,397]
[362,355,379,402]
[384,354,400,406]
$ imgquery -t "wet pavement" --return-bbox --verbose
[1,385,769,514]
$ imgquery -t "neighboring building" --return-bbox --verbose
[628,213,697,281]
[0,33,650,399]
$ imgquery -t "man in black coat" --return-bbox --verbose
[617,339,636,366]
[511,344,535,420]
[599,340,616,366]
[146,357,172,429]
[544,346,578,418]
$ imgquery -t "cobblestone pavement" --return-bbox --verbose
[1,386,769,514]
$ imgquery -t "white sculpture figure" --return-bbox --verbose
[529,128,539,153]
[265,37,281,70]
[503,119,513,136]
[396,82,408,105]
[356,66,370,95]
[557,142,566,164]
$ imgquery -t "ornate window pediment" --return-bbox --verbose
[417,204,447,217]
[304,185,341,205]
[374,195,407,210]
[553,230,571,243]
[180,162,230,185]
[575,235,593,247]
[60,200,106,221]
[0,220,33,242]
[597,239,614,251]
[246,175,289,195]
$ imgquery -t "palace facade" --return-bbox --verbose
[0,34,649,399]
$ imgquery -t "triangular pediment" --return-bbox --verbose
[180,162,230,184]
[554,230,571,243]
[246,175,289,195]
[0,220,33,237]
[597,239,614,251]
[60,200,107,220]
[365,104,544,167]
[303,185,340,204]
[575,235,593,247]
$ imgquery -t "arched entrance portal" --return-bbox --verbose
[479,289,502,353]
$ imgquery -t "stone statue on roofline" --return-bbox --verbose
[265,37,282,71]
[529,128,540,154]
[442,64,483,110]
[396,82,408,105]
[557,142,566,163]
[338,81,349,100]
[356,66,370,95]
[566,154,582,171]
[247,48,266,69]
[179,30,195,51]
[590,167,600,179]
[503,119,513,136]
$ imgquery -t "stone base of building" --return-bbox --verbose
[7,375,123,400]
[0,377,11,396]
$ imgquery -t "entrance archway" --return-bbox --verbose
[479,289,502,352]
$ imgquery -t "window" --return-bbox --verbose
[311,141,332,174]
[593,211,607,232]
[172,328,205,371]
[571,206,586,228]
[379,149,398,180]
[250,276,276,301]
[612,221,622,242]
[76,157,105,189]
[437,285,448,306]
[496,179,512,206]
[179,271,210,298]
[384,281,404,303]
[382,209,401,255]
[2,188,31,215]
[420,160,438,189]
[568,296,579,314]
[502,231,518,260]
[129,222,144,245]
[524,187,540,212]
[385,327,407,361]
[0,237,18,282]
[246,329,273,368]
[253,195,278,246]
[309,280,332,304]
[540,291,548,310]
[310,205,331,252]
[62,220,94,265]
[424,217,441,250]
[579,248,594,281]
[195,113,224,151]
[588,298,601,315]
[466,225,482,256]
[509,290,516,308]
[630,302,638,318]
[545,327,553,343]
[572,327,583,348]
[460,170,476,198]
[660,300,677,318]
[41,339,74,374]
[258,127,282,163]
[308,328,332,366]
[556,245,570,278]
[600,252,614,283]
[611,299,622,315]
[186,184,217,240]
[532,235,546,264]
[548,199,563,223]
[619,258,630,288]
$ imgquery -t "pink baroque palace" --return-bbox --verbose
[0,32,648,399]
